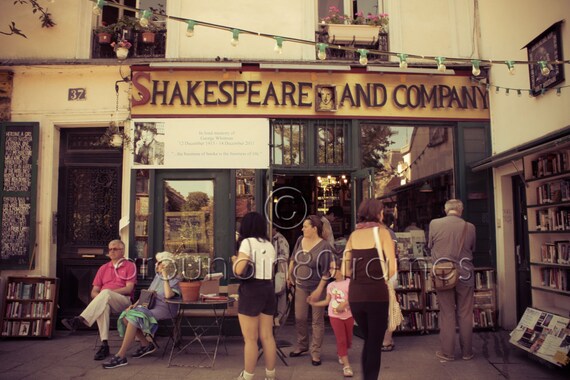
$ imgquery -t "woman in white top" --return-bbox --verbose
[232,211,277,380]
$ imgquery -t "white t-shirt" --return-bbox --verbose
[239,237,276,280]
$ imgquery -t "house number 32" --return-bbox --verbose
[68,88,86,101]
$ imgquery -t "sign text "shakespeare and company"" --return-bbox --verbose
[132,74,488,110]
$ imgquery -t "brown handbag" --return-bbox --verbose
[138,289,157,309]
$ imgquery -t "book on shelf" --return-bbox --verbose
[539,267,570,291]
[474,290,494,307]
[18,321,30,336]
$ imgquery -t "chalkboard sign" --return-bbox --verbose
[0,123,38,269]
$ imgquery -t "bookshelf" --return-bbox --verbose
[472,268,496,329]
[393,256,496,334]
[394,268,424,332]
[523,142,570,318]
[1,276,59,338]
[134,169,150,278]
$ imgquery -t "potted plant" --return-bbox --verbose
[95,122,133,149]
[94,22,114,44]
[173,252,211,301]
[111,39,132,60]
[112,16,139,41]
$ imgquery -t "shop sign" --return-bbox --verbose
[132,118,269,169]
[131,70,490,120]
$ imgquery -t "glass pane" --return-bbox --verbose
[361,124,455,231]
[317,123,345,165]
[271,120,305,166]
[318,0,345,21]
[163,180,214,262]
[236,169,256,218]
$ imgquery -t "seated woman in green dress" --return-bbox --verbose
[103,251,181,369]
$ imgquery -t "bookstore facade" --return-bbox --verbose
[0,64,495,333]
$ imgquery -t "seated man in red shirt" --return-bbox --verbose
[62,239,137,360]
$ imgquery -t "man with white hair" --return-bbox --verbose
[62,239,137,360]
[428,199,476,362]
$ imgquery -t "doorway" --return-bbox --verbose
[56,128,123,321]
[269,173,352,250]
[512,175,531,319]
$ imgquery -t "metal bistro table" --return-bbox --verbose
[165,297,235,368]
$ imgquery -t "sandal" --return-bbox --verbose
[381,343,395,352]
[343,366,354,377]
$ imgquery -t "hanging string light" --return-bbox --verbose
[186,20,196,37]
[539,61,550,76]
[317,43,327,60]
[398,53,408,69]
[435,56,446,72]
[358,49,369,65]
[471,59,481,76]
[230,29,240,47]
[92,0,105,15]
[88,0,570,90]
[139,10,152,27]
[274,36,284,54]
[505,60,516,75]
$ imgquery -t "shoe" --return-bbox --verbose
[61,317,83,332]
[462,353,474,360]
[289,349,308,357]
[102,355,128,369]
[343,366,354,377]
[132,342,157,358]
[311,358,322,366]
[94,344,110,361]
[381,343,395,352]
[435,351,455,361]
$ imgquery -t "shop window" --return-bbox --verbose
[163,180,214,257]
[363,124,456,231]
[316,120,348,166]
[271,120,306,166]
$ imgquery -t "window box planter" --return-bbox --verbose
[326,24,381,44]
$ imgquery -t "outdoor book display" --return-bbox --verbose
[524,143,570,310]
[514,141,570,367]
[395,232,496,333]
[509,307,570,367]
[0,276,59,338]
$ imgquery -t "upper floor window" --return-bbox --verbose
[318,0,383,23]
[93,0,166,59]
[100,0,165,27]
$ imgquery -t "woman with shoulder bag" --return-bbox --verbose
[103,251,181,369]
[341,199,397,380]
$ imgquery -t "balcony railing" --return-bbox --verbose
[91,30,166,59]
[315,25,389,62]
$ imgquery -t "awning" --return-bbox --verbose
[471,125,570,172]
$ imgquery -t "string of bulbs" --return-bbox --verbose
[91,0,568,96]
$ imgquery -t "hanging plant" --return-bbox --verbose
[95,121,133,151]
